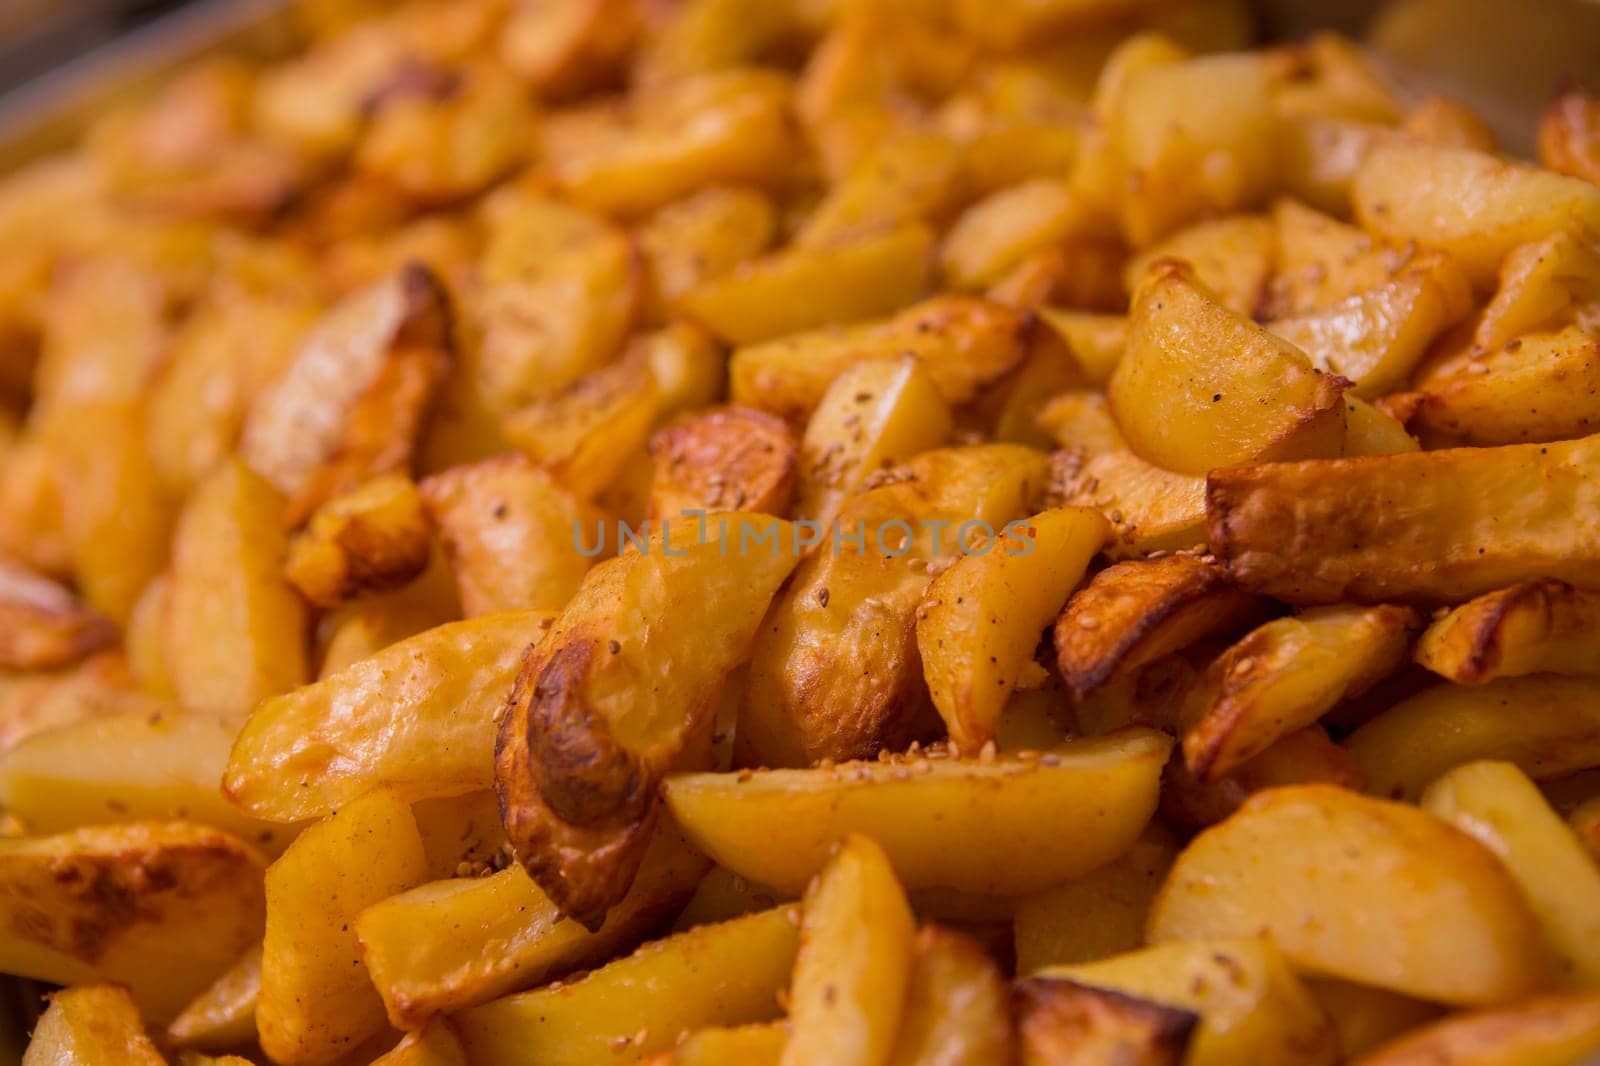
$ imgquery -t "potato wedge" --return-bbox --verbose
[494,514,799,926]
[1207,434,1600,604]
[783,834,916,1066]
[1540,84,1600,185]
[239,264,452,525]
[800,131,966,250]
[420,455,603,617]
[1347,676,1600,801]
[1148,785,1556,1004]
[1341,395,1419,456]
[647,1023,787,1066]
[1054,554,1269,697]
[1047,448,1207,558]
[0,823,265,1023]
[1422,761,1600,989]
[1038,310,1127,386]
[1014,975,1195,1066]
[24,985,166,1066]
[284,473,432,608]
[1162,724,1367,829]
[1181,604,1421,782]
[1353,140,1600,287]
[166,944,261,1051]
[356,818,707,1028]
[1110,260,1349,476]
[638,187,776,322]
[939,179,1109,290]
[1125,214,1274,316]
[1013,821,1178,974]
[1033,393,1126,455]
[665,730,1170,896]
[918,507,1109,753]
[1414,326,1600,445]
[1569,797,1600,866]
[886,925,1013,1066]
[259,787,426,1065]
[226,609,556,821]
[1264,198,1404,318]
[730,297,1032,425]
[1474,231,1600,351]
[1354,994,1600,1066]
[1415,579,1600,684]
[369,1023,466,1066]
[453,906,800,1066]
[647,406,797,519]
[0,558,115,670]
[1036,937,1336,1066]
[1305,980,1442,1062]
[795,356,953,530]
[681,223,935,346]
[501,355,661,499]
[738,445,1049,766]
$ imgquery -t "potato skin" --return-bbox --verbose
[1014,976,1195,1066]
[1415,579,1600,685]
[0,558,116,670]
[1540,85,1600,186]
[647,405,797,519]
[1353,994,1600,1066]
[283,473,432,607]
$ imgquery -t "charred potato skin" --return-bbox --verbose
[1014,976,1196,1066]
[1415,579,1600,685]
[646,405,799,519]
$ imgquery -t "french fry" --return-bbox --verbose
[1415,579,1600,684]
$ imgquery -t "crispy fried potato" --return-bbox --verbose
[1038,937,1336,1066]
[494,515,799,926]
[1125,215,1274,316]
[1110,260,1349,476]
[166,944,260,1051]
[23,985,165,1066]
[1540,85,1600,186]
[420,455,603,617]
[259,787,428,1066]
[939,179,1109,290]
[356,818,707,1028]
[453,907,800,1066]
[1423,761,1600,990]
[1569,797,1600,866]
[0,559,115,670]
[1414,326,1600,445]
[886,925,1013,1066]
[739,445,1049,765]
[1033,393,1126,455]
[501,0,637,97]
[0,655,154,756]
[646,1023,787,1066]
[1342,395,1419,456]
[1148,785,1556,1005]
[1402,93,1497,151]
[240,264,452,525]
[731,296,1030,425]
[0,823,265,1023]
[632,324,725,421]
[783,834,916,1066]
[984,333,1093,449]
[1305,980,1442,1062]
[795,356,953,529]
[1206,434,1600,604]
[1265,198,1402,317]
[1354,994,1600,1066]
[681,223,935,346]
[1347,676,1600,801]
[666,730,1170,896]
[1181,604,1421,782]
[226,609,555,821]
[638,186,777,321]
[501,356,660,500]
[284,474,432,607]
[1015,975,1195,1066]
[1013,821,1178,974]
[1054,555,1269,698]
[647,406,797,519]
[918,507,1108,753]
[1162,724,1367,829]
[1415,579,1600,684]
[1047,449,1207,559]
[1474,231,1600,351]
[1038,310,1127,386]
[800,131,966,250]
[369,1023,466,1066]
[1353,141,1600,287]
[165,459,308,714]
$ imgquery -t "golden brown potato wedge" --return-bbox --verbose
[1305,980,1442,1063]
[1162,724,1367,829]
[1401,93,1497,151]
[646,406,797,519]
[1415,579,1600,684]
[1264,197,1404,318]
[356,817,707,1028]
[638,186,776,321]
[1207,434,1600,604]
[420,454,604,617]
[1424,761,1600,990]
[1353,140,1600,287]
[799,131,966,250]
[1474,231,1600,351]
[1054,554,1270,698]
[1353,994,1600,1066]
[886,925,1013,1066]
[284,473,432,607]
[453,906,800,1066]
[164,458,308,715]
[939,179,1110,290]
[1036,937,1336,1066]
[918,507,1109,753]
[1033,393,1126,455]
[166,944,260,1051]
[1047,448,1207,559]
[0,823,265,1023]
[681,223,935,346]
[1569,797,1600,866]
[0,558,115,670]
[225,609,556,821]
[258,787,428,1066]
[368,1023,467,1066]
[1540,84,1600,186]
[738,445,1049,766]
[500,355,661,500]
[1181,604,1421,782]
[1110,260,1349,476]
[730,296,1032,425]
[1413,326,1600,445]
[23,985,166,1066]
[1014,974,1196,1066]
[1149,785,1556,1005]
[665,730,1170,896]
[1348,676,1600,801]
[239,264,452,525]
[645,1023,787,1066]
[1125,214,1274,316]
[1038,310,1128,386]
[494,515,799,926]
[783,834,916,1066]
[795,356,953,529]
[1341,395,1419,456]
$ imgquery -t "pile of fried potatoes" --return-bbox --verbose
[3,0,1600,1062]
